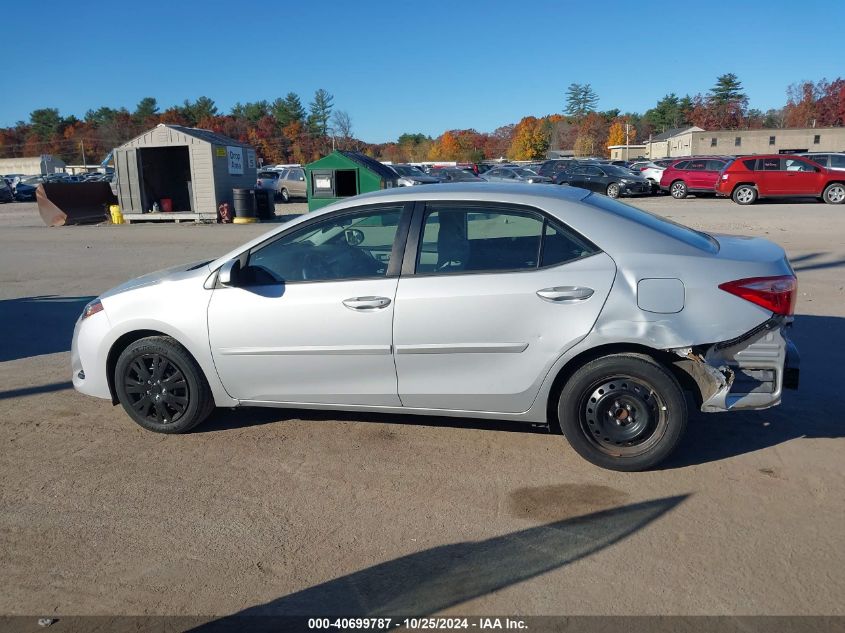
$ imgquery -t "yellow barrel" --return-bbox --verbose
[109,205,123,225]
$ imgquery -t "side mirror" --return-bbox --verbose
[345,228,365,246]
[218,258,241,287]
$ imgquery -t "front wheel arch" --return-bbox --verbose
[106,330,168,404]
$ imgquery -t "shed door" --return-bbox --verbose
[117,148,142,214]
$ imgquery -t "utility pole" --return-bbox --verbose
[80,140,87,172]
[625,124,630,162]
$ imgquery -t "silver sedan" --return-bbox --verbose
[71,183,799,470]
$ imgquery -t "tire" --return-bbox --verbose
[114,336,215,434]
[670,180,688,199]
[556,354,687,471]
[732,184,757,205]
[606,183,620,198]
[822,182,845,204]
[280,188,290,203]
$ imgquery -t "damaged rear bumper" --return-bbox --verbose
[671,317,799,413]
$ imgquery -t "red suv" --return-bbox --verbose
[659,157,730,199]
[716,154,845,205]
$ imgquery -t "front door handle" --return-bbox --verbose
[537,286,594,302]
[342,296,392,311]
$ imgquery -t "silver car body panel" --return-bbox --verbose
[72,183,796,424]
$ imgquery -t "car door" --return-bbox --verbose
[564,166,587,188]
[684,159,707,190]
[286,168,307,197]
[207,203,411,405]
[779,157,823,195]
[583,166,606,192]
[703,159,727,190]
[392,202,617,413]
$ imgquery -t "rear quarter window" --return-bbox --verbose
[742,159,758,171]
[583,194,718,253]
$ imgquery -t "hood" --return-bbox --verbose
[99,260,212,300]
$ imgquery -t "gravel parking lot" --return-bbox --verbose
[1,195,843,618]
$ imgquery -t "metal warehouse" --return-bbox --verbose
[114,123,257,222]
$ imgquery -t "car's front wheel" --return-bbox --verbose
[606,183,621,198]
[670,180,688,199]
[732,184,758,205]
[115,336,214,434]
[557,354,687,471]
[822,182,845,204]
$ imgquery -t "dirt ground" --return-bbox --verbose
[0,194,843,619]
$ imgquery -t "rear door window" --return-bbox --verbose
[583,195,718,253]
[762,158,782,171]
[686,159,707,171]
[784,158,815,172]
[416,205,599,274]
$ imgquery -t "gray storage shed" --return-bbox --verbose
[114,123,257,222]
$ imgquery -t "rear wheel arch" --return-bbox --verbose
[545,343,697,431]
[731,182,757,194]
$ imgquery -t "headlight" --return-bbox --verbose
[82,300,103,320]
[398,177,414,186]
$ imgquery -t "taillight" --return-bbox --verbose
[718,275,797,315]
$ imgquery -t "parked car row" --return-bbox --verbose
[2,172,115,202]
[633,152,845,205]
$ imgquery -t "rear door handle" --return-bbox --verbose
[537,286,594,302]
[342,296,392,311]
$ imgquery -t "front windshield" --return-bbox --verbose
[393,165,427,178]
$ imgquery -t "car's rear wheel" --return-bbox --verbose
[606,183,620,198]
[280,188,290,203]
[732,184,758,205]
[115,336,214,434]
[557,354,687,471]
[822,183,845,204]
[670,181,688,199]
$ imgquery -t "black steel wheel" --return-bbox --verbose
[557,354,687,471]
[115,336,214,433]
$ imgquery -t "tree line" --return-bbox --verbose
[2,74,844,167]
[0,89,355,167]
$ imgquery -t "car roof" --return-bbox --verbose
[208,181,712,272]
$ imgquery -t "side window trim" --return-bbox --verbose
[401,200,599,277]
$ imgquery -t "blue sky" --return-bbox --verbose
[2,0,844,143]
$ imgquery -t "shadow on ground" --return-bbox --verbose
[190,494,687,628]
[0,295,94,362]
[200,314,845,469]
